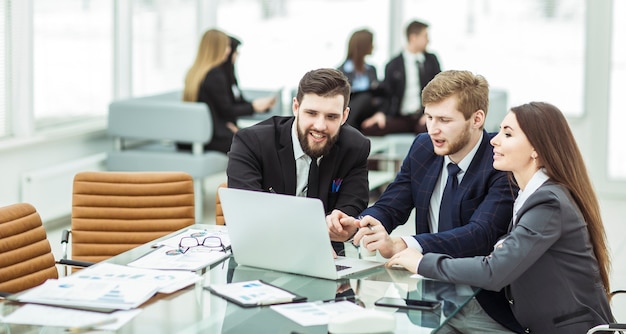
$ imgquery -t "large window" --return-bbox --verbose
[405,0,585,117]
[132,0,197,96]
[0,0,7,138]
[33,0,113,127]
[216,0,390,91]
[609,0,625,179]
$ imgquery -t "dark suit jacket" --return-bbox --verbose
[361,131,522,332]
[382,51,441,117]
[227,116,370,218]
[362,131,513,256]
[197,67,255,143]
[419,182,613,333]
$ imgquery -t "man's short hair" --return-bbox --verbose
[296,68,351,109]
[422,70,490,120]
[406,20,429,40]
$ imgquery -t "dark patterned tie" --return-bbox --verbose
[438,163,461,232]
[417,59,426,110]
[416,60,425,86]
[307,158,319,198]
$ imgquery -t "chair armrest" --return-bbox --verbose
[60,229,71,261]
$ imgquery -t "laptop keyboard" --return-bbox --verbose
[336,264,351,271]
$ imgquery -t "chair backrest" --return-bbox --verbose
[215,182,228,225]
[0,203,58,294]
[71,171,196,263]
[107,92,213,145]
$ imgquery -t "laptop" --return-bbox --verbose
[218,187,384,280]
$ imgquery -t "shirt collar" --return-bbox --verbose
[403,50,425,63]
[514,168,550,219]
[291,120,306,160]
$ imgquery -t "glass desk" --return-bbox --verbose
[0,224,479,334]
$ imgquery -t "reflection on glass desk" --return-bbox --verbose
[0,224,479,334]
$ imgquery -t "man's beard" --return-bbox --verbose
[297,121,339,159]
[442,124,471,157]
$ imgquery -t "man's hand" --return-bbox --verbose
[385,248,424,274]
[352,216,407,258]
[326,209,358,242]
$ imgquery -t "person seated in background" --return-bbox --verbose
[328,70,522,332]
[227,68,370,254]
[179,29,276,154]
[361,20,441,136]
[337,29,386,131]
[387,102,614,333]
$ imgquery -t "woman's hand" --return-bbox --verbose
[252,96,277,113]
[226,122,239,133]
[385,248,424,274]
[361,111,386,129]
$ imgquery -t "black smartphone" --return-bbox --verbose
[375,297,441,311]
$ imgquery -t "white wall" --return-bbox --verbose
[0,123,110,223]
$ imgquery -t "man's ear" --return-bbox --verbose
[342,107,350,125]
[473,109,486,129]
[292,97,299,116]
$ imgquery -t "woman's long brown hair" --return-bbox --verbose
[512,102,611,298]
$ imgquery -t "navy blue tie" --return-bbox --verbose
[438,163,461,232]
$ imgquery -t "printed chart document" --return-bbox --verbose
[15,277,157,311]
[1,304,141,331]
[13,263,201,311]
[69,263,202,294]
[271,301,365,326]
[207,280,306,307]
[128,227,231,271]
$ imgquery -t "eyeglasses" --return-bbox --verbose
[165,234,226,256]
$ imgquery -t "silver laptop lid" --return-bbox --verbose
[219,188,340,279]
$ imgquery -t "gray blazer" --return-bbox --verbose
[419,181,613,333]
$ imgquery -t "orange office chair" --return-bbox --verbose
[0,203,59,294]
[215,182,227,225]
[61,171,196,264]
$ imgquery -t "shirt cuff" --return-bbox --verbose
[401,236,423,253]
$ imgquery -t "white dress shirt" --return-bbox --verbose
[400,51,426,115]
[291,121,320,197]
[513,168,549,225]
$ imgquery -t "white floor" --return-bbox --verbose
[44,172,626,324]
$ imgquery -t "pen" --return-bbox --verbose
[66,317,117,333]
[257,297,294,306]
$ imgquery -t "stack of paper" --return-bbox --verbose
[13,263,201,311]
[16,277,157,311]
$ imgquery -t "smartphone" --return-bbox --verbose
[375,297,441,311]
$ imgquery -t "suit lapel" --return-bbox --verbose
[420,156,444,233]
[277,118,297,195]
[451,131,489,224]
[318,142,339,204]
